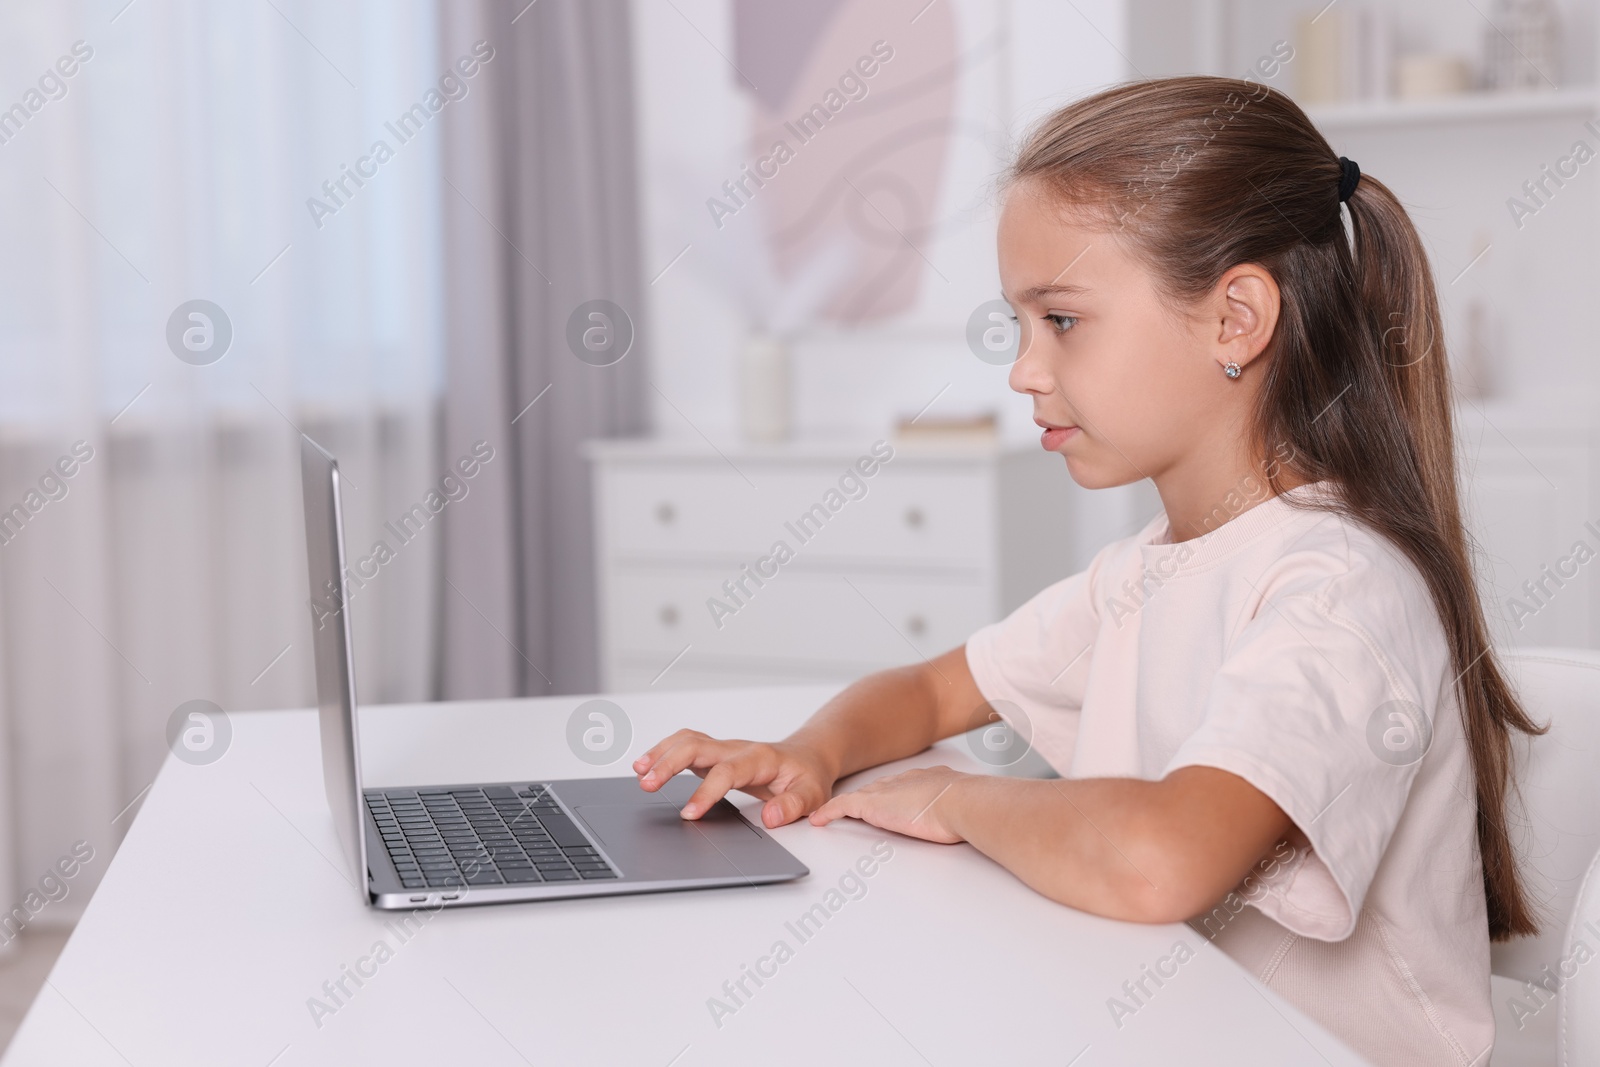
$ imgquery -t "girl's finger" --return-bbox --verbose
[810,791,862,827]
[638,735,725,789]
[632,729,702,775]
[681,761,748,819]
[760,788,812,828]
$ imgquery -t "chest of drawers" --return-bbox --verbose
[586,437,1081,691]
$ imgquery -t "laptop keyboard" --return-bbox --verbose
[365,784,617,890]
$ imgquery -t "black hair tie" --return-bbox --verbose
[1337,156,1361,203]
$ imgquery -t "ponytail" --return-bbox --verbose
[1315,173,1546,939]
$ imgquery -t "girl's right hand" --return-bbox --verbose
[632,730,838,828]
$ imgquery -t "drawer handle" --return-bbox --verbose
[655,502,676,525]
[904,507,925,529]
[659,605,680,627]
[906,614,927,636]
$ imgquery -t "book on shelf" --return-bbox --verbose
[892,412,998,442]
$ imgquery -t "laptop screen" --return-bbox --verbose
[299,434,369,899]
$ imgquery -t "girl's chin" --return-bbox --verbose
[1060,452,1140,491]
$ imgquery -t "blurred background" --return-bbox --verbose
[0,0,1596,1051]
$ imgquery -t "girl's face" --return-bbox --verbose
[997,181,1250,491]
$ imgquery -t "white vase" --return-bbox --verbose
[738,333,791,443]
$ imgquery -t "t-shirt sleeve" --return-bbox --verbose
[964,555,1104,776]
[1163,586,1440,942]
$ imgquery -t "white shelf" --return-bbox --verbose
[1305,87,1598,131]
[583,434,1030,462]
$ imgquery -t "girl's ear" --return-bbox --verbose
[1212,263,1280,373]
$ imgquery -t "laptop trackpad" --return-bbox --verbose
[574,801,759,881]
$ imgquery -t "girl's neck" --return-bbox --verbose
[1156,454,1307,544]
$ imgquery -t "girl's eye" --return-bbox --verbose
[1008,313,1078,333]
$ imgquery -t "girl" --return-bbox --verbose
[633,76,1542,1065]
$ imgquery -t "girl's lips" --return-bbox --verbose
[1040,425,1080,450]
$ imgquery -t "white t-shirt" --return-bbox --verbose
[964,484,1493,1067]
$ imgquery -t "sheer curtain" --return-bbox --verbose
[0,1,445,927]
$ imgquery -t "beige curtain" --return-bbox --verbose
[437,0,649,699]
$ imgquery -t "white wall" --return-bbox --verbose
[630,0,1129,443]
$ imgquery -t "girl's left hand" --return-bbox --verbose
[808,766,969,844]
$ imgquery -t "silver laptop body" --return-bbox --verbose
[299,435,808,909]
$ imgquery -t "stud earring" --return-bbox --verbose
[1223,361,1241,379]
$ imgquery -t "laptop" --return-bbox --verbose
[299,434,809,909]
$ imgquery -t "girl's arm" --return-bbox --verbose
[786,645,987,779]
[634,645,982,825]
[811,762,1293,923]
[638,642,1294,924]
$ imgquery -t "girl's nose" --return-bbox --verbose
[1006,315,1048,395]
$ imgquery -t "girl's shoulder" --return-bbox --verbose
[1252,503,1452,682]
[1269,501,1433,603]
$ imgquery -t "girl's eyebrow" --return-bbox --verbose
[1008,282,1092,302]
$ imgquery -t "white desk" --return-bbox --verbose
[3,686,1366,1066]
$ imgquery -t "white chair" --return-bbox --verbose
[1488,648,1600,1066]
[1561,848,1600,1064]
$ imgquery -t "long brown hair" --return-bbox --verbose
[1008,75,1544,940]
